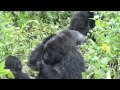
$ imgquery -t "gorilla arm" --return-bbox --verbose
[39,61,64,79]
[28,34,56,71]
[28,43,45,71]
[39,50,85,79]
[68,30,87,45]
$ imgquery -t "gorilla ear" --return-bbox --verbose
[89,19,95,29]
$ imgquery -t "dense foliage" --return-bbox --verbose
[0,11,119,79]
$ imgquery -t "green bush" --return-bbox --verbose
[0,61,14,79]
[0,11,73,78]
[0,11,119,79]
[81,11,120,79]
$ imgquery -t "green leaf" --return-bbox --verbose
[94,70,100,79]
[82,72,87,79]
[101,57,109,65]
[0,61,5,70]
[95,20,100,26]
[0,69,14,79]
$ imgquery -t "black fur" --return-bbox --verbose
[28,11,96,78]
[28,30,86,79]
[28,11,95,72]
[68,11,96,41]
[4,56,30,79]
[28,34,56,71]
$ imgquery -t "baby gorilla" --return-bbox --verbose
[28,30,86,79]
[68,11,96,41]
[4,56,30,79]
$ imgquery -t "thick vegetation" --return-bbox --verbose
[0,11,119,79]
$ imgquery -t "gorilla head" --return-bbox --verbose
[28,30,86,70]
[68,11,95,36]
[4,56,30,79]
[38,30,86,79]
[4,56,22,72]
[28,30,86,79]
[43,30,86,65]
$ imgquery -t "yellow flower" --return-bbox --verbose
[101,44,110,52]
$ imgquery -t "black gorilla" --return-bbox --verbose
[28,11,95,71]
[68,11,96,41]
[4,56,30,79]
[28,30,86,79]
[28,11,95,79]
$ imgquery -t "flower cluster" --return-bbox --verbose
[101,44,110,53]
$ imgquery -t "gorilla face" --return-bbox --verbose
[43,30,85,66]
[43,37,66,65]
[5,56,30,79]
[43,48,64,65]
[4,56,22,72]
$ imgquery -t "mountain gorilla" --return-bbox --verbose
[68,11,96,41]
[28,30,86,79]
[4,56,30,79]
[28,11,95,79]
[27,11,93,71]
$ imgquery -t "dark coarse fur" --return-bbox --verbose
[4,56,30,79]
[29,30,86,79]
[28,34,56,71]
[28,11,96,79]
[28,11,95,72]
[68,11,96,41]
